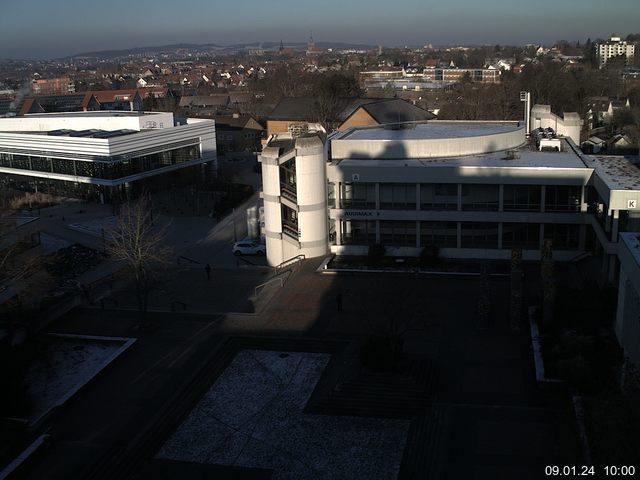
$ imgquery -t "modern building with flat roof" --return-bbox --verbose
[260,103,640,374]
[259,105,640,276]
[0,111,216,202]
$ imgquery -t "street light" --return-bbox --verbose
[520,91,531,136]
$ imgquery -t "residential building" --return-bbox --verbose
[19,93,100,114]
[31,77,75,95]
[266,97,434,137]
[597,36,635,68]
[0,111,216,203]
[214,114,264,153]
[338,99,435,131]
[91,90,143,111]
[360,67,501,91]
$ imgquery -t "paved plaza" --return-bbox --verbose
[13,252,583,480]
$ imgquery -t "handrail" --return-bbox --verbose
[255,276,284,297]
[177,255,200,265]
[274,254,305,276]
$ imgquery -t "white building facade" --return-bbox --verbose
[597,36,636,68]
[260,106,640,277]
[0,111,216,202]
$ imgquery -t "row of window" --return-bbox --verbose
[339,220,581,250]
[333,183,581,213]
[0,145,201,180]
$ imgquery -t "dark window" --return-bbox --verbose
[544,224,580,250]
[341,182,376,209]
[420,221,457,247]
[503,185,541,211]
[341,220,376,245]
[380,184,416,210]
[461,184,499,211]
[421,184,458,211]
[502,223,540,249]
[545,186,581,212]
[461,222,499,248]
[380,220,416,246]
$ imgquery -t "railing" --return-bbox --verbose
[282,223,299,239]
[254,276,284,297]
[177,255,201,265]
[280,184,297,202]
[275,254,305,276]
[503,203,542,212]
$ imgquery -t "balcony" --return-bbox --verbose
[282,221,299,239]
[280,183,297,202]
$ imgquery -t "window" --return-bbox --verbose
[341,220,376,245]
[341,182,376,209]
[503,185,541,211]
[420,221,457,247]
[30,156,52,173]
[380,221,416,246]
[544,186,581,212]
[502,223,540,249]
[421,183,457,211]
[461,184,499,211]
[281,205,298,238]
[544,224,580,250]
[279,158,296,200]
[380,184,416,210]
[461,222,499,248]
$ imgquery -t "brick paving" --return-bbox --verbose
[15,257,582,479]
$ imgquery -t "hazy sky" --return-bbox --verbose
[1,0,639,59]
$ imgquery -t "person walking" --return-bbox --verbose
[336,293,343,312]
[205,263,211,280]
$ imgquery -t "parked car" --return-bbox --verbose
[232,240,265,256]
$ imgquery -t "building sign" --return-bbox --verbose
[342,211,380,218]
[628,199,637,209]
[352,173,360,181]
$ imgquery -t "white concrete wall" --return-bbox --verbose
[0,117,215,160]
[0,111,174,132]
[530,105,582,145]
[260,145,284,266]
[331,127,525,159]
[295,136,328,260]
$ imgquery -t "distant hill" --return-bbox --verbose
[67,41,376,59]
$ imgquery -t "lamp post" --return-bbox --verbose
[520,91,531,136]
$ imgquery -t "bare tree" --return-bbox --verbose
[107,195,171,319]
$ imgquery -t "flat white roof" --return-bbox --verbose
[0,111,176,133]
[584,155,640,191]
[339,121,520,141]
[335,144,589,170]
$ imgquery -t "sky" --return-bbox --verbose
[1,0,639,59]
